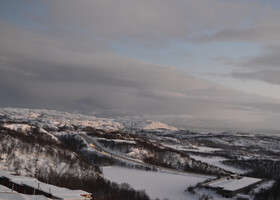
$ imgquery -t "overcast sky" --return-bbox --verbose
[1,0,280,133]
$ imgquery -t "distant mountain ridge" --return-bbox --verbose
[0,108,177,131]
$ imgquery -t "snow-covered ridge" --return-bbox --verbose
[2,124,32,133]
[0,108,177,131]
[116,118,178,131]
[134,120,177,131]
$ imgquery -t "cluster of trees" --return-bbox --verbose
[135,138,227,175]
[254,179,280,200]
[0,125,98,177]
[222,158,280,199]
[0,125,56,146]
[222,159,280,179]
[97,135,227,175]
[37,170,150,200]
[58,133,154,171]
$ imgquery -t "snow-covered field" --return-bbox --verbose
[188,146,222,153]
[103,166,212,200]
[190,155,247,174]
[165,144,222,153]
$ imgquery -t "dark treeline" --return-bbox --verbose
[37,171,150,200]
[254,179,280,200]
[222,159,280,179]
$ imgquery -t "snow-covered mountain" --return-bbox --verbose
[116,118,178,131]
[0,108,177,131]
[135,120,177,131]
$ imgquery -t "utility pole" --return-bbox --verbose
[130,121,133,133]
[34,158,38,179]
[34,180,36,195]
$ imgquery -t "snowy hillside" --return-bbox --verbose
[117,118,178,131]
[0,117,151,200]
[0,107,279,200]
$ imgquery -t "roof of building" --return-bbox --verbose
[0,170,12,178]
[0,170,91,199]
[208,177,262,192]
[11,179,90,199]
[0,193,48,200]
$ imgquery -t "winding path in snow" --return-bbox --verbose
[79,133,215,178]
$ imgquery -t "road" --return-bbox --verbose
[79,133,215,178]
[79,133,145,164]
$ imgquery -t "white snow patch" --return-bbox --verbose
[38,128,59,142]
[164,144,222,153]
[190,146,222,153]
[0,108,124,131]
[3,124,32,133]
[141,120,178,131]
[190,155,247,174]
[127,148,148,159]
[103,166,211,200]
[117,118,178,131]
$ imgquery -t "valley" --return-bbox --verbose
[0,108,279,200]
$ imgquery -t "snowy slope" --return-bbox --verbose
[2,124,32,133]
[0,108,124,131]
[135,120,178,131]
[117,118,178,131]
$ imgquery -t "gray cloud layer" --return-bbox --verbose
[10,0,279,44]
[218,45,280,85]
[1,0,280,132]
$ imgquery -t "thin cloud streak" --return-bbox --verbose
[219,45,280,85]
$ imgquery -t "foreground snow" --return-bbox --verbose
[103,166,212,200]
